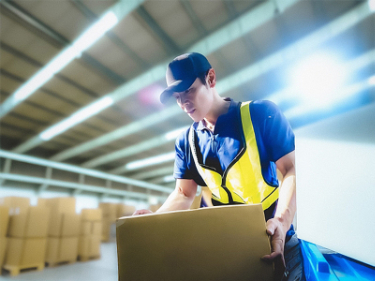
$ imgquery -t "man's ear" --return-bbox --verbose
[206,68,216,88]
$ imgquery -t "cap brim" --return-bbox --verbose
[160,77,195,104]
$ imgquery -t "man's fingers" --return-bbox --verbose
[265,219,277,236]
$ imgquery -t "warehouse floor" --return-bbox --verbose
[0,242,118,280]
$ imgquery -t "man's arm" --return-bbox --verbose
[157,179,198,213]
[133,179,198,215]
[263,151,296,265]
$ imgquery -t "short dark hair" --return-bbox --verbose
[198,69,210,86]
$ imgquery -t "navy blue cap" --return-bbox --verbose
[160,52,211,104]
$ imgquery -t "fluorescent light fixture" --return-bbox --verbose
[40,96,114,140]
[12,12,118,104]
[163,175,175,183]
[369,75,375,85]
[369,0,375,11]
[289,53,348,108]
[164,126,189,141]
[14,48,78,102]
[125,151,175,171]
[73,12,118,52]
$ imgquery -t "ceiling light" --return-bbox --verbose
[73,12,118,52]
[289,53,348,108]
[369,0,375,11]
[40,97,114,140]
[3,12,118,118]
[164,126,189,141]
[125,152,175,171]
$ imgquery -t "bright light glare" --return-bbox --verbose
[164,126,189,141]
[40,97,114,140]
[369,75,375,85]
[73,12,118,52]
[163,175,175,183]
[125,152,175,171]
[13,12,118,103]
[369,0,375,11]
[289,53,348,108]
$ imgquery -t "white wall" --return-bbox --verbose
[295,102,375,267]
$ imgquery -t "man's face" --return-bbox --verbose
[172,77,212,122]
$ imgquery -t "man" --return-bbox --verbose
[134,52,304,281]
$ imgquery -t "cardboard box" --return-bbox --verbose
[149,204,162,212]
[99,203,117,220]
[39,197,76,214]
[117,204,135,217]
[91,222,102,236]
[116,204,273,281]
[81,209,102,221]
[78,235,101,257]
[46,237,78,264]
[0,197,30,214]
[8,206,49,238]
[101,219,113,242]
[4,238,46,267]
[81,221,91,235]
[0,237,7,266]
[0,206,10,237]
[61,214,81,237]
[49,213,81,237]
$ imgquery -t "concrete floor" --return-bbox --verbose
[0,242,118,281]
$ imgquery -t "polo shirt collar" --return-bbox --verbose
[195,98,238,131]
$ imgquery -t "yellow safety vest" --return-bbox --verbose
[188,101,279,210]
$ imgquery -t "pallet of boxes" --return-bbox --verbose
[99,203,116,242]
[79,208,102,261]
[0,201,10,272]
[117,204,135,218]
[100,203,135,242]
[1,197,49,276]
[39,197,80,267]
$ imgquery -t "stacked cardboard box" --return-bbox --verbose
[2,197,49,276]
[116,204,136,218]
[149,204,163,212]
[99,203,117,242]
[0,205,10,267]
[79,209,102,261]
[40,197,80,267]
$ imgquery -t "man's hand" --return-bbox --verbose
[133,209,153,216]
[262,218,286,281]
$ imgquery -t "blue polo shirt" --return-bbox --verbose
[174,99,295,218]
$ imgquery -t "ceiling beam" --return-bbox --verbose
[0,0,126,86]
[0,0,145,119]
[135,6,181,54]
[70,0,150,69]
[0,172,167,200]
[13,0,303,156]
[0,149,173,194]
[38,1,371,162]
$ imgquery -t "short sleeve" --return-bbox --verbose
[173,129,193,179]
[251,100,295,162]
[263,100,295,161]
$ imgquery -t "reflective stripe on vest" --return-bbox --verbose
[188,101,279,210]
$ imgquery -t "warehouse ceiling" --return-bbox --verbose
[0,0,374,196]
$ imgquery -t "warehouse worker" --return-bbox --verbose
[134,52,304,281]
